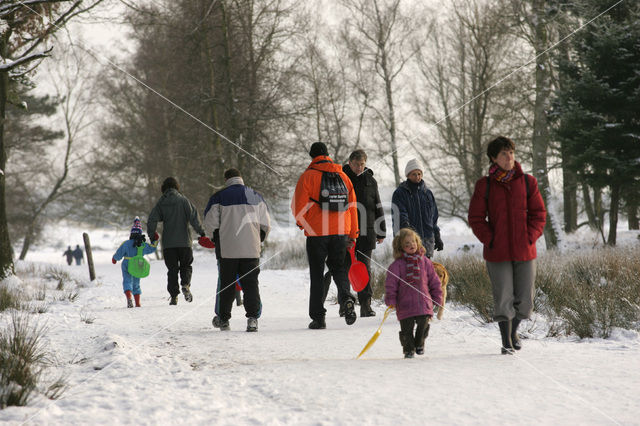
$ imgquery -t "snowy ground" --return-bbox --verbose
[2,220,640,425]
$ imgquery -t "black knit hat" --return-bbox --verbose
[309,142,329,158]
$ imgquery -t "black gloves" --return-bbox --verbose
[434,235,444,251]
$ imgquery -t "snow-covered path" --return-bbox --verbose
[3,248,640,425]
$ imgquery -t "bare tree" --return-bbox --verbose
[291,20,375,165]
[16,39,97,259]
[0,0,104,278]
[510,0,560,247]
[340,0,423,186]
[412,0,529,223]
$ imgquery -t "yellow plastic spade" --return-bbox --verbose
[356,306,394,359]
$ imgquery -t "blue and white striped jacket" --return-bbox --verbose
[203,177,271,259]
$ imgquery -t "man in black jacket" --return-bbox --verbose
[324,149,386,317]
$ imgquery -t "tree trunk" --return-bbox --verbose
[18,229,33,261]
[530,0,558,248]
[383,64,400,186]
[607,184,620,246]
[581,181,597,230]
[561,144,578,233]
[0,63,14,279]
[627,194,639,230]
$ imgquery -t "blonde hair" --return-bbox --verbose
[392,228,424,259]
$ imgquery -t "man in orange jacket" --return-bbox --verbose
[292,142,359,329]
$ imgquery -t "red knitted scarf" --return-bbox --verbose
[402,252,421,286]
[489,163,515,183]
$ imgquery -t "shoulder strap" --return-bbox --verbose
[484,176,490,217]
[524,174,530,199]
[136,245,144,257]
[484,176,490,201]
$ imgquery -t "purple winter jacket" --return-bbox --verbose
[385,255,443,321]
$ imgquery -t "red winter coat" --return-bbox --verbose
[468,162,546,262]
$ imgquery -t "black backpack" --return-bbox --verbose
[310,162,349,212]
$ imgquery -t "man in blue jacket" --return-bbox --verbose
[391,159,443,258]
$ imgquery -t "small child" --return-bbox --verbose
[385,228,443,358]
[112,217,157,308]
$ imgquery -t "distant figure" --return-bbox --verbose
[72,245,83,265]
[63,246,73,265]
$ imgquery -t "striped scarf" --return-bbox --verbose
[489,163,515,183]
[403,252,421,286]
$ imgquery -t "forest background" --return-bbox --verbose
[1,0,639,278]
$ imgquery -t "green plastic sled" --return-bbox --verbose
[128,246,150,278]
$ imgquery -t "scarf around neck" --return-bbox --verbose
[489,163,515,183]
[402,252,422,286]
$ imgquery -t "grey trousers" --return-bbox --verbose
[486,260,536,322]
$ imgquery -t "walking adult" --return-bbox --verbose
[468,136,546,354]
[391,159,443,259]
[147,176,211,305]
[292,142,359,329]
[324,149,386,317]
[72,245,84,265]
[63,246,73,265]
[204,168,271,332]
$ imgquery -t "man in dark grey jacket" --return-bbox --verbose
[148,177,210,305]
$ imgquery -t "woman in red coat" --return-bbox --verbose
[468,136,546,354]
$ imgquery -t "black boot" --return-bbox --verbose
[360,298,376,317]
[511,317,522,350]
[498,321,514,355]
[399,331,415,358]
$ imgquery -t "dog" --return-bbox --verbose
[431,261,449,320]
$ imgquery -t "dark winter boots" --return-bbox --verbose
[343,300,357,325]
[181,285,193,303]
[499,320,514,355]
[308,318,326,329]
[134,294,141,308]
[511,317,522,350]
[399,332,415,358]
[360,298,376,317]
[212,316,230,331]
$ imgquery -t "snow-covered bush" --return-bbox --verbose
[0,286,22,312]
[537,248,640,338]
[443,255,494,323]
[0,313,66,408]
[441,247,640,337]
[261,238,307,269]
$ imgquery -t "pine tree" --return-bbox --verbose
[553,1,640,245]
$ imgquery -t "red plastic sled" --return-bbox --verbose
[348,245,369,292]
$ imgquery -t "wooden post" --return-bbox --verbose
[82,232,96,281]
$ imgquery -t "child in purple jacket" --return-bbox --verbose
[385,228,443,358]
